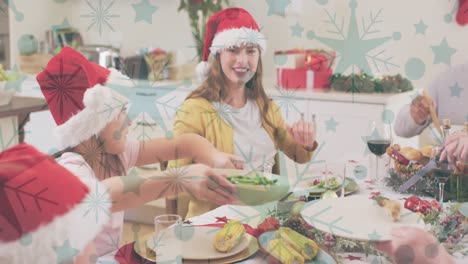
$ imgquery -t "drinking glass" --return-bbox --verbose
[152,214,182,260]
[366,121,392,184]
[154,214,182,238]
[321,162,346,199]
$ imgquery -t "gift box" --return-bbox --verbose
[275,49,335,90]
[274,49,335,69]
[277,67,333,90]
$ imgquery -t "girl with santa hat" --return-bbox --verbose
[6,47,239,263]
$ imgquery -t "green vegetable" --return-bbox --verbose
[227,175,277,185]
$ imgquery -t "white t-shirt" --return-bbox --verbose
[215,99,277,170]
[56,139,139,256]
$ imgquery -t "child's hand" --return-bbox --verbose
[211,151,244,169]
[185,164,238,205]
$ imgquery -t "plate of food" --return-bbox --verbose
[134,221,259,263]
[301,196,425,242]
[303,177,359,197]
[217,169,289,206]
[258,227,336,264]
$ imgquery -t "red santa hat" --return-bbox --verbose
[0,143,110,263]
[37,47,129,149]
[196,7,267,81]
[456,0,468,25]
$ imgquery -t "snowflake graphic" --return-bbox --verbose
[444,0,460,23]
[120,168,147,195]
[202,101,239,132]
[81,180,112,224]
[3,65,28,93]
[237,27,268,44]
[107,78,184,139]
[130,113,165,142]
[54,240,80,263]
[266,0,291,17]
[80,0,119,36]
[301,202,354,236]
[149,165,205,200]
[0,0,23,21]
[271,86,302,120]
[308,0,400,75]
[280,140,327,193]
[431,38,457,66]
[132,0,158,24]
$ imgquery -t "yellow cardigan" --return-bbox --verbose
[168,97,317,218]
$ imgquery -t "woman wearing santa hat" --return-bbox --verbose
[168,7,318,219]
[28,47,239,262]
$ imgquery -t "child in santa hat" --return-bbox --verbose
[0,143,236,264]
[169,7,317,218]
[33,47,240,262]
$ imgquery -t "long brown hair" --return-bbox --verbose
[53,135,126,180]
[187,52,274,130]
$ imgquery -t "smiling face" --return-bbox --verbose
[100,107,131,154]
[219,44,260,88]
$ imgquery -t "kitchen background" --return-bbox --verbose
[3,0,467,89]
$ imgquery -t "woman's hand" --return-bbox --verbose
[440,132,468,173]
[287,120,316,149]
[185,164,238,205]
[374,227,454,264]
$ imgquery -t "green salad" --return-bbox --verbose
[227,175,278,185]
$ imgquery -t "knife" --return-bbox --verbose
[398,159,437,192]
[398,145,447,192]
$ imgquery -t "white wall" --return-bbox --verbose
[8,0,72,67]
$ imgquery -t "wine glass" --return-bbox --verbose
[321,162,346,199]
[366,121,392,185]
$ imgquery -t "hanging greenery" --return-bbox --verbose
[178,0,230,62]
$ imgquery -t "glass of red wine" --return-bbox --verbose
[366,121,392,184]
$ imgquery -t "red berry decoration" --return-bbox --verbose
[257,217,280,234]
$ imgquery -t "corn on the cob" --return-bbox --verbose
[276,227,319,260]
[213,220,245,253]
[266,239,305,264]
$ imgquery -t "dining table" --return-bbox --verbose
[98,158,468,264]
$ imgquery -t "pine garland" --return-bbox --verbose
[330,72,413,94]
[385,168,437,197]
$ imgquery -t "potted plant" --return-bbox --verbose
[178,0,230,62]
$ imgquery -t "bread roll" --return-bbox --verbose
[421,145,434,158]
[400,147,422,161]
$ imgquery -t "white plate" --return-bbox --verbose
[146,226,252,260]
[301,196,425,241]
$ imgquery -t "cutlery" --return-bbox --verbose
[422,89,443,138]
[398,146,445,192]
